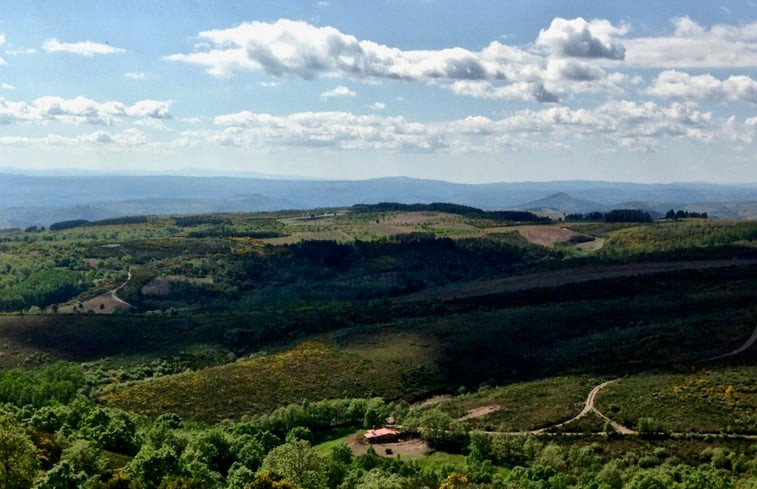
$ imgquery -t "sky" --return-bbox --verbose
[0,0,756,183]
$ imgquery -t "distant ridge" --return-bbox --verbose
[1,173,757,228]
[518,192,605,214]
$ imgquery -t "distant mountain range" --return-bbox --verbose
[1,172,756,228]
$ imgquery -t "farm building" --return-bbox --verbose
[363,427,401,443]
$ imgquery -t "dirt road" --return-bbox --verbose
[110,266,133,308]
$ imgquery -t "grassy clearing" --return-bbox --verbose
[101,332,443,422]
[409,451,467,470]
[313,430,356,456]
[595,367,757,434]
[415,376,598,432]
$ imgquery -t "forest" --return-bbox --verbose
[0,205,755,489]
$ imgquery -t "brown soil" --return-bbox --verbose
[511,225,583,247]
[57,293,130,314]
[346,432,431,459]
[457,405,502,421]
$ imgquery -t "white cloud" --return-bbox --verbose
[124,72,147,80]
[204,101,725,154]
[625,17,757,67]
[1,83,14,90]
[320,85,356,99]
[5,101,748,158]
[647,70,757,103]
[166,17,641,103]
[126,99,173,119]
[42,38,125,56]
[448,80,558,102]
[257,81,281,87]
[536,17,628,59]
[0,128,147,147]
[166,18,536,81]
[0,33,5,45]
[0,96,172,125]
[370,102,386,110]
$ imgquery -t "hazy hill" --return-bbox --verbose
[2,172,756,227]
[519,192,605,214]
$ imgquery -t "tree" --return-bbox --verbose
[59,440,109,479]
[32,461,86,489]
[261,440,327,489]
[125,446,183,489]
[0,414,39,489]
[245,471,298,489]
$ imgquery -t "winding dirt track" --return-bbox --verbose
[531,380,636,435]
[109,267,133,308]
[527,321,757,436]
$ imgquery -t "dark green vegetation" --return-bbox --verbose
[0,205,755,488]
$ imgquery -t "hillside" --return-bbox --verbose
[0,205,755,489]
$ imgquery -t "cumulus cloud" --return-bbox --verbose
[42,38,125,56]
[204,101,724,154]
[166,18,535,81]
[448,80,559,102]
[0,96,172,125]
[537,17,627,59]
[369,102,385,110]
[4,101,744,156]
[126,100,173,119]
[648,70,757,103]
[0,128,147,147]
[1,83,14,90]
[124,72,147,80]
[320,85,356,99]
[625,17,757,67]
[166,17,640,103]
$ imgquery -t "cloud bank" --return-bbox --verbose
[0,96,171,125]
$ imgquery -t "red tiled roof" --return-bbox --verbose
[364,427,400,439]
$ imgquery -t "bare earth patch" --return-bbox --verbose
[58,293,130,314]
[346,432,431,459]
[511,225,583,247]
[457,405,502,421]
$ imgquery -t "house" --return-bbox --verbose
[363,427,401,444]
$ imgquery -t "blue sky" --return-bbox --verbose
[1,1,756,183]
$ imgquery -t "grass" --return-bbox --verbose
[595,366,757,434]
[409,451,467,470]
[414,376,598,432]
[100,332,443,422]
[313,429,357,456]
